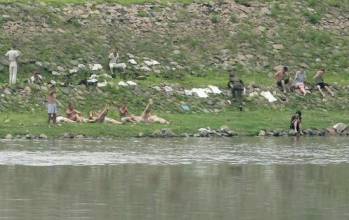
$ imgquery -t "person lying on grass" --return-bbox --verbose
[89,106,122,124]
[313,68,335,97]
[66,103,86,123]
[119,100,169,124]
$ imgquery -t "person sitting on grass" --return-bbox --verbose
[29,71,43,85]
[275,66,290,93]
[313,68,335,97]
[293,69,309,96]
[290,111,303,135]
[228,72,245,111]
[47,91,58,125]
[119,105,138,123]
[140,99,170,124]
[89,106,122,124]
[66,103,86,123]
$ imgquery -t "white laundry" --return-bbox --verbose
[128,59,137,65]
[118,81,128,87]
[208,85,222,94]
[89,64,103,71]
[261,91,277,103]
[144,60,160,66]
[97,81,108,87]
[126,81,137,86]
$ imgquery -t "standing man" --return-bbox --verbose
[5,45,21,85]
[228,72,245,111]
[108,49,119,76]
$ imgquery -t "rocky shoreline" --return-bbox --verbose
[2,123,348,140]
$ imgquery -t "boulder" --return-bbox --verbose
[326,127,337,136]
[258,130,266,136]
[333,123,347,134]
[39,134,48,139]
[5,134,12,139]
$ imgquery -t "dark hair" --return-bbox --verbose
[296,110,302,116]
[283,66,288,71]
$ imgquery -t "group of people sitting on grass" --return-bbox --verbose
[47,90,169,125]
[275,66,335,97]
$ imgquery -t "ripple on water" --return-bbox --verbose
[0,137,348,166]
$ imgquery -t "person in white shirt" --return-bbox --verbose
[108,49,119,75]
[5,46,21,85]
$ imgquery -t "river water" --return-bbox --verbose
[0,137,348,220]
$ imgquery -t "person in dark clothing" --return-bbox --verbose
[228,72,245,111]
[290,111,302,134]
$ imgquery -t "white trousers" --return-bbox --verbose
[9,62,17,85]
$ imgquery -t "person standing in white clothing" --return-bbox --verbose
[108,49,119,75]
[5,46,21,85]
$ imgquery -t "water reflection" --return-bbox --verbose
[0,137,348,219]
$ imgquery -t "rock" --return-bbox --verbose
[5,134,12,139]
[173,50,181,55]
[219,125,236,137]
[258,130,266,136]
[75,134,85,139]
[333,123,347,134]
[25,134,33,139]
[273,44,284,50]
[63,133,74,138]
[144,60,160,66]
[326,128,337,136]
[288,130,298,136]
[152,128,176,138]
[39,134,48,139]
[140,66,151,72]
[3,88,11,95]
[128,59,137,65]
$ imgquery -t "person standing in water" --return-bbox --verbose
[5,45,21,85]
[47,91,58,125]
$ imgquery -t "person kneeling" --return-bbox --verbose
[290,111,303,135]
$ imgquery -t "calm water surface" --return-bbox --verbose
[0,137,349,220]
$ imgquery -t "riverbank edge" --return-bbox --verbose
[1,127,348,140]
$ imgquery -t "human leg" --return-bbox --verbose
[317,85,326,97]
[12,64,17,84]
[324,86,335,97]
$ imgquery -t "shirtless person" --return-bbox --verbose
[66,103,86,123]
[89,106,122,124]
[5,45,21,85]
[313,68,335,97]
[275,66,289,93]
[119,100,169,124]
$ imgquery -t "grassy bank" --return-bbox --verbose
[1,109,347,138]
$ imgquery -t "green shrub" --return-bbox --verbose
[211,14,221,24]
[230,14,238,23]
[304,11,322,24]
[234,0,251,7]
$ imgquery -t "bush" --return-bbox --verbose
[304,11,322,24]
[211,14,221,24]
